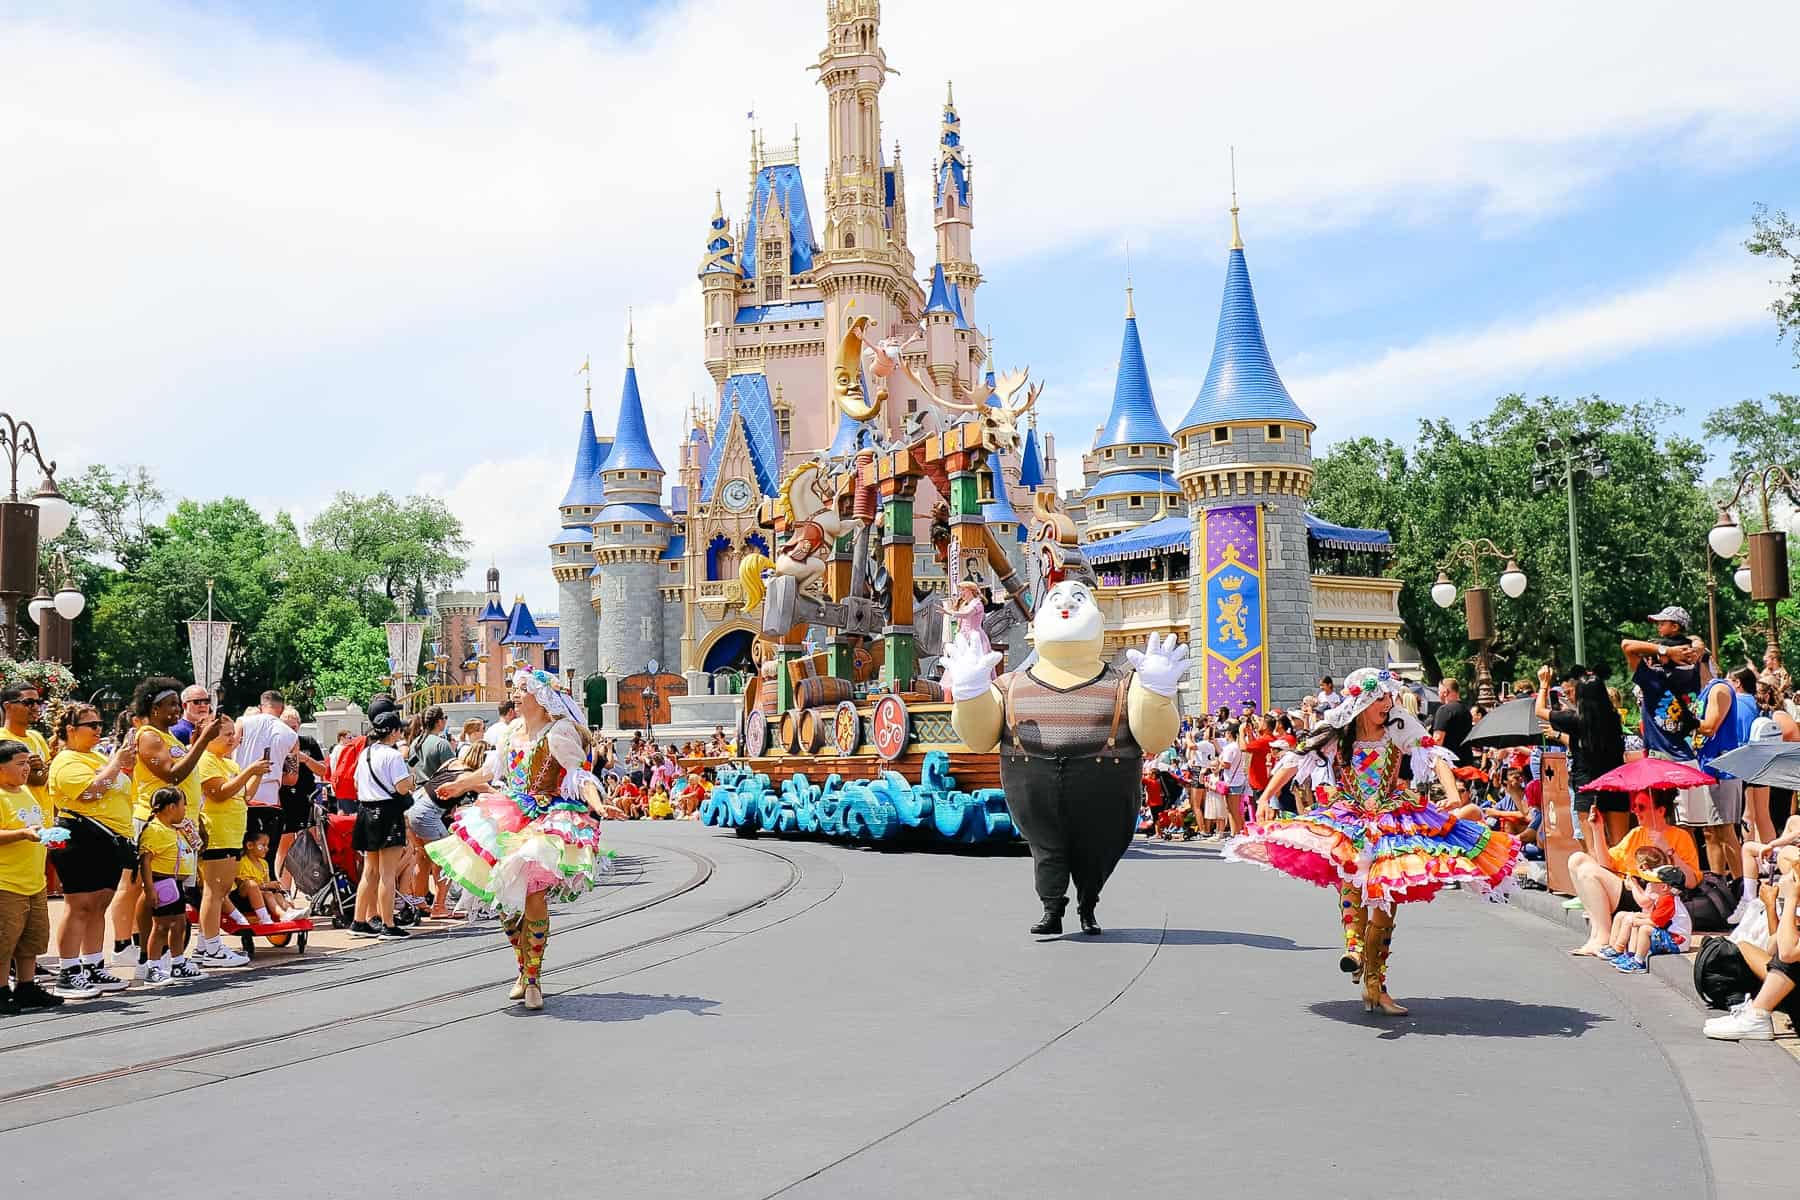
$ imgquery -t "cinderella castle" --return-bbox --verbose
[439,0,1407,717]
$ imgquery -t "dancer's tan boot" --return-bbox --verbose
[1361,911,1408,1016]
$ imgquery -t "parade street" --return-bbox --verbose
[5,823,1792,1200]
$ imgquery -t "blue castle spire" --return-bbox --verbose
[1176,210,1311,433]
[923,262,969,330]
[603,318,665,474]
[1017,423,1045,490]
[558,398,606,514]
[1096,288,1174,448]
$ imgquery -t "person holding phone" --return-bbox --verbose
[351,706,414,939]
[233,691,298,846]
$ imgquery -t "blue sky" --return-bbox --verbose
[3,0,1797,617]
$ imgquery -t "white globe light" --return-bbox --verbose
[1430,579,1457,609]
[1500,568,1528,599]
[53,587,85,620]
[30,483,72,542]
[26,594,52,625]
[1709,519,1745,560]
[1735,565,1754,593]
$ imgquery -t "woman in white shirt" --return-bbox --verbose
[351,708,414,939]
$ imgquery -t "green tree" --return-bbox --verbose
[1313,395,1731,690]
[1700,393,1800,479]
[1748,203,1800,368]
[306,492,468,613]
[310,623,391,706]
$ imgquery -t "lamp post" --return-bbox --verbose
[1532,431,1608,666]
[1710,464,1800,672]
[0,414,72,658]
[1431,539,1528,708]
[640,685,655,738]
[29,549,84,664]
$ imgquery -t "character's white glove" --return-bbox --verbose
[1126,633,1191,698]
[942,632,1002,702]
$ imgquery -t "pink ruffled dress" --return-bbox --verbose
[426,718,612,915]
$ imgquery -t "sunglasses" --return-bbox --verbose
[8,697,41,707]
[186,700,212,709]
[73,720,104,730]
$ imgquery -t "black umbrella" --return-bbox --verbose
[1706,740,1800,790]
[1462,696,1543,749]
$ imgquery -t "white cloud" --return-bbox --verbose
[1289,241,1775,439]
[4,0,1798,612]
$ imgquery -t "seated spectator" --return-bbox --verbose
[1566,790,1702,956]
[233,832,307,924]
[1729,812,1800,924]
[1599,865,1690,974]
[1707,849,1800,1040]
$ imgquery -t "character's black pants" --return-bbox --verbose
[1001,752,1141,911]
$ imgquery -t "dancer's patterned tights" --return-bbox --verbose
[503,915,552,986]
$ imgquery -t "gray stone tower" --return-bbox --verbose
[1173,202,1318,713]
[550,374,604,682]
[591,325,673,677]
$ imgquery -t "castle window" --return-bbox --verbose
[1266,424,1284,441]
[776,405,792,443]
[763,275,784,302]
[1129,445,1141,456]
[638,471,648,481]
[643,524,652,534]
[1129,496,1143,509]
[1212,426,1229,444]
[1103,448,1114,460]
[612,524,622,534]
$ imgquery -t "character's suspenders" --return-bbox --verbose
[1106,672,1128,757]
[1005,674,1023,751]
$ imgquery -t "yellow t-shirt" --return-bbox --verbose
[236,854,271,885]
[48,748,134,838]
[138,818,185,876]
[0,785,48,896]
[133,726,201,822]
[0,727,52,815]
[196,749,246,851]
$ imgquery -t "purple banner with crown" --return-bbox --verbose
[1200,505,1268,713]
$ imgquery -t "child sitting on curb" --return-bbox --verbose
[1601,865,1691,974]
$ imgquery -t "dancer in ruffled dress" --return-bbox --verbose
[1225,667,1518,1015]
[427,669,611,1010]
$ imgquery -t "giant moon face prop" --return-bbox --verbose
[1033,579,1104,646]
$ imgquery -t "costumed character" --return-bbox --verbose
[1224,667,1520,1016]
[426,669,611,1011]
[946,570,1189,936]
[947,578,991,654]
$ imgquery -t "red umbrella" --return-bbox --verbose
[1580,758,1713,793]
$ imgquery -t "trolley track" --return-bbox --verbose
[0,843,666,1055]
[0,836,823,1113]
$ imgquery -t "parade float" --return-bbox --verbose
[696,307,1078,847]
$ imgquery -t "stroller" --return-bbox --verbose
[283,786,358,929]
[284,784,423,930]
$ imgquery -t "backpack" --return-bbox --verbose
[331,735,368,801]
[1693,937,1756,1011]
[1681,872,1739,933]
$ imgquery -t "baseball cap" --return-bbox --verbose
[1646,865,1685,887]
[1646,606,1691,629]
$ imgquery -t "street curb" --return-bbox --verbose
[1498,886,1705,1008]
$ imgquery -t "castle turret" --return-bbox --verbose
[699,191,741,386]
[550,374,603,684]
[1082,287,1181,538]
[591,318,674,677]
[813,0,924,443]
[1173,199,1317,712]
[933,82,979,329]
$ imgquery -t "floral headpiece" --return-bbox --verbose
[513,668,587,726]
[1324,666,1408,730]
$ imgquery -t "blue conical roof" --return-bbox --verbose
[501,598,549,645]
[1097,313,1173,448]
[923,263,970,330]
[478,597,508,623]
[604,365,664,473]
[1018,425,1045,489]
[559,406,606,510]
[982,454,1021,526]
[1177,247,1311,433]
